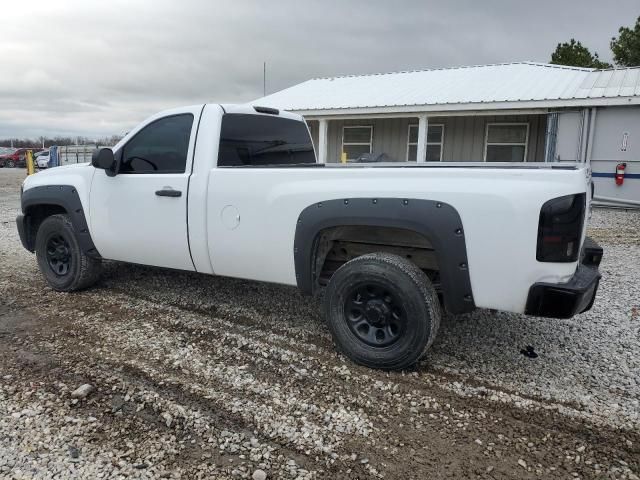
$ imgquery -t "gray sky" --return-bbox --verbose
[0,0,635,139]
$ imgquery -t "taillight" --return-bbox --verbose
[536,193,585,262]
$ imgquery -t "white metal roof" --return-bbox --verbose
[254,62,640,116]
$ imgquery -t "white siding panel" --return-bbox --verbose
[591,106,640,161]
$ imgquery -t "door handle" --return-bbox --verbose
[155,188,182,197]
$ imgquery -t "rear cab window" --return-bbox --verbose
[218,113,315,167]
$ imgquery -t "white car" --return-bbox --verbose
[16,104,603,370]
[35,150,50,169]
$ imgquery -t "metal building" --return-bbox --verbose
[255,62,640,205]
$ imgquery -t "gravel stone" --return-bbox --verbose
[252,469,267,480]
[71,384,94,399]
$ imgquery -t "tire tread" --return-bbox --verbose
[324,252,442,370]
[36,214,101,292]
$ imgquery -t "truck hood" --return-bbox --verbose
[38,162,90,175]
[23,162,93,191]
[30,162,90,180]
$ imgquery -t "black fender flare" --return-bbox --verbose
[20,185,101,258]
[293,197,474,314]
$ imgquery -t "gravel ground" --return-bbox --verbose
[0,168,639,479]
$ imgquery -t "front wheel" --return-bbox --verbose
[324,252,441,370]
[35,214,102,292]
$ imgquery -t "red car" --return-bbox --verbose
[0,148,41,168]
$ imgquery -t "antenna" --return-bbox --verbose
[263,61,266,96]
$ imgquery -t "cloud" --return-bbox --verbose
[0,0,635,138]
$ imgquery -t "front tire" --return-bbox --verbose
[324,252,441,370]
[35,214,102,292]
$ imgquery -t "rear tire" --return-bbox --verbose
[324,252,441,370]
[6,160,15,168]
[35,214,102,292]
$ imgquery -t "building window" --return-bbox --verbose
[407,124,444,161]
[484,123,529,162]
[342,126,373,160]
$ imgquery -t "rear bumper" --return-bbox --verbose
[525,238,603,319]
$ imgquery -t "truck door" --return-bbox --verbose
[89,111,199,271]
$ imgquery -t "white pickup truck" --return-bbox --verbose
[17,104,603,370]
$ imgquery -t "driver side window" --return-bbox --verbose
[120,114,194,174]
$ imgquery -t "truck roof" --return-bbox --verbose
[220,103,305,122]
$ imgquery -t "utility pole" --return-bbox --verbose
[263,61,266,96]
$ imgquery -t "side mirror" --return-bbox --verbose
[92,148,116,176]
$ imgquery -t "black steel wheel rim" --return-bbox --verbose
[46,234,72,276]
[343,282,407,347]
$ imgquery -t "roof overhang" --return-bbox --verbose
[290,96,640,119]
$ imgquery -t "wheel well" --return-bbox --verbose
[23,204,67,249]
[313,225,440,289]
[295,198,474,314]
